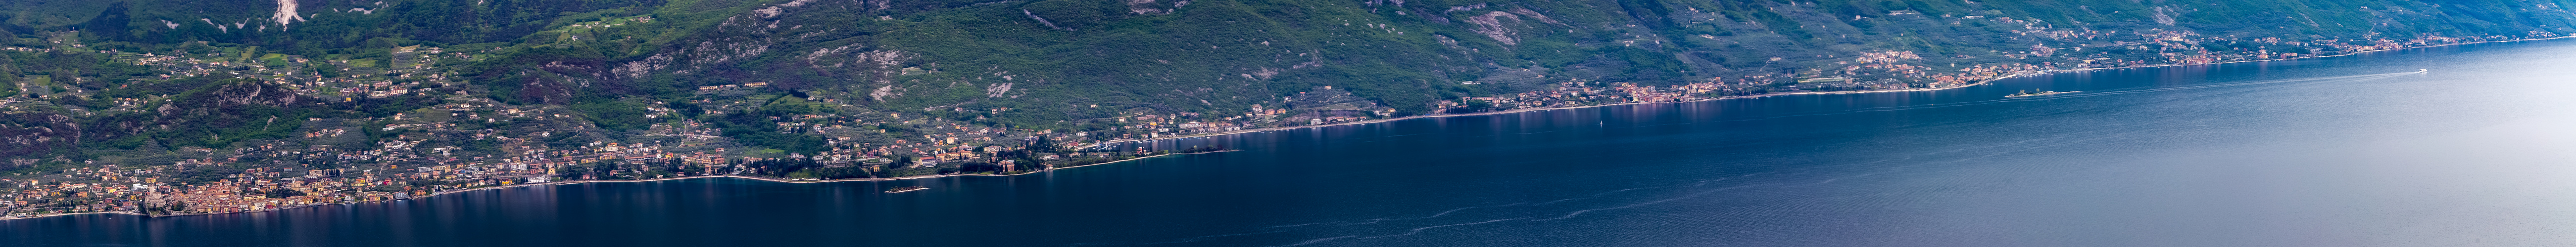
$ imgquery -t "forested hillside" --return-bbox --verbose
[10,0,2571,123]
[0,0,2574,214]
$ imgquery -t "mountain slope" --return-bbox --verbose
[0,0,2572,161]
[4,0,2576,217]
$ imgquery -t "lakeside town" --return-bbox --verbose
[0,25,2555,219]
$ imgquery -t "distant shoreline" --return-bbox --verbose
[1079,35,2576,149]
[5,36,2565,222]
[0,150,1234,221]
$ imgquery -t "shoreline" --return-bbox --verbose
[0,150,1230,221]
[1080,35,2576,148]
[6,36,2564,222]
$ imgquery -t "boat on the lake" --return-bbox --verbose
[885,186,929,193]
[2006,90,2078,97]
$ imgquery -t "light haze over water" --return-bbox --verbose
[11,39,2576,247]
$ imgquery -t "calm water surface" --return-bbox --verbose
[12,40,2576,246]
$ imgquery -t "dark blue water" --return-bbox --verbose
[15,40,2576,246]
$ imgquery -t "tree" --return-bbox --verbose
[265,188,306,198]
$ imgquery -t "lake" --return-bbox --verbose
[10,39,2576,247]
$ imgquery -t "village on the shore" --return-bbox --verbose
[0,37,1757,219]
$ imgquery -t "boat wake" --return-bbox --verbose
[1355,218,1530,240]
[1195,176,1798,246]
[1811,128,2143,186]
[1258,236,1359,247]
[1535,183,1779,221]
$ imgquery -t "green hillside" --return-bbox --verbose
[0,0,2572,178]
[8,0,2567,121]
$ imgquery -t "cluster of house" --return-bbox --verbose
[0,139,763,218]
[696,82,771,92]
